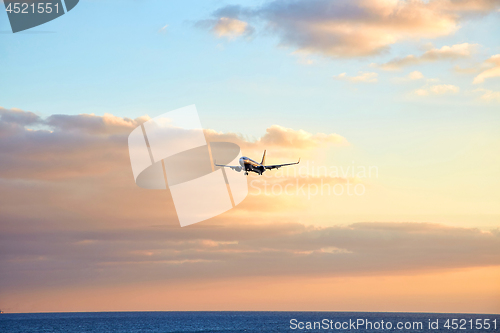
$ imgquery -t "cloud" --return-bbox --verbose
[415,84,460,96]
[439,0,500,12]
[0,107,41,137]
[0,108,150,180]
[393,71,425,82]
[378,43,478,70]
[1,222,499,292]
[1,108,500,312]
[46,113,150,135]
[0,108,347,181]
[158,24,168,34]
[0,108,349,237]
[453,65,480,74]
[197,17,254,39]
[408,71,424,80]
[0,107,40,126]
[474,88,500,102]
[215,17,251,38]
[205,125,348,151]
[333,72,378,83]
[199,0,499,57]
[259,125,348,147]
[473,54,500,84]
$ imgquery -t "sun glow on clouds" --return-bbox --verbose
[415,84,460,96]
[333,72,378,83]
[200,1,499,57]
[475,88,500,102]
[204,124,348,151]
[408,71,424,80]
[1,108,499,313]
[378,43,478,70]
[197,17,253,39]
[2,261,500,313]
[212,17,251,38]
[473,54,500,84]
[1,0,500,316]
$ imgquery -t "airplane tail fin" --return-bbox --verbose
[261,150,266,165]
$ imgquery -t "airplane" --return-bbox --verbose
[215,150,300,176]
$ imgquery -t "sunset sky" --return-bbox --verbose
[0,0,499,313]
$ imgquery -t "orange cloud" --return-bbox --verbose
[213,17,251,38]
[0,108,347,181]
[378,43,478,70]
[46,113,150,135]
[2,221,499,294]
[200,1,499,57]
[333,72,378,83]
[408,71,424,80]
[2,266,500,313]
[196,17,254,40]
[205,124,348,151]
[415,84,460,96]
[1,108,499,314]
[473,54,500,84]
[439,0,500,12]
[474,88,500,102]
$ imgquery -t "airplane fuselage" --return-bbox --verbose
[215,150,299,176]
[239,157,265,175]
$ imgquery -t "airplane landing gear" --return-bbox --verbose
[245,172,249,175]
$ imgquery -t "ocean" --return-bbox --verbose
[0,311,499,333]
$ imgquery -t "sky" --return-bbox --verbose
[0,0,500,313]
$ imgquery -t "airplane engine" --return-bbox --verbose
[234,167,242,172]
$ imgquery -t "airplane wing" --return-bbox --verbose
[214,162,242,171]
[264,158,300,170]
